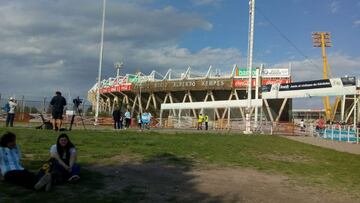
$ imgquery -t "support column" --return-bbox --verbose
[275,98,288,122]
[264,99,274,122]
[341,95,346,122]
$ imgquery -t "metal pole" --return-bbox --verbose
[95,0,106,125]
[341,95,345,122]
[244,0,255,134]
[354,95,357,129]
[254,65,261,129]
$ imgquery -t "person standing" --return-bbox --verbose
[137,113,143,131]
[112,107,121,130]
[124,110,131,129]
[300,119,305,132]
[204,114,209,130]
[197,113,204,130]
[119,112,124,129]
[50,91,67,131]
[5,97,17,127]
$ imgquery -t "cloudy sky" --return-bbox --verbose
[0,0,359,108]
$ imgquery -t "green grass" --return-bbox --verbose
[1,127,360,202]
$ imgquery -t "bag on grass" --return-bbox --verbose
[38,158,63,184]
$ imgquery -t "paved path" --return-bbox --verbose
[284,136,360,155]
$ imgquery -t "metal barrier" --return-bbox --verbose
[321,125,360,143]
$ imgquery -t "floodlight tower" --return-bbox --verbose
[95,0,107,125]
[114,61,123,81]
[244,0,255,134]
[312,32,332,121]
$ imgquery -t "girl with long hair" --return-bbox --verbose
[50,133,80,182]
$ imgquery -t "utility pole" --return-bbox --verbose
[95,0,107,125]
[244,0,255,134]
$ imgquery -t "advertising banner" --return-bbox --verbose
[262,78,357,99]
[116,84,132,91]
[235,68,289,77]
[261,69,289,77]
[233,79,290,88]
[279,79,331,91]
[236,68,257,77]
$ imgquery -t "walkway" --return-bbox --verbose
[284,136,360,155]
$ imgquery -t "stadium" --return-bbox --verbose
[87,65,292,130]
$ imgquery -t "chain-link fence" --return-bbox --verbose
[0,95,97,127]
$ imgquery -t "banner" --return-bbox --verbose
[236,68,257,77]
[262,79,291,85]
[127,75,138,83]
[279,79,331,91]
[116,84,132,91]
[261,69,289,77]
[235,68,289,77]
[262,77,357,99]
[233,79,290,88]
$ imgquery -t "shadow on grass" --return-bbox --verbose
[0,153,236,202]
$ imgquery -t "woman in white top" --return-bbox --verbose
[50,133,80,182]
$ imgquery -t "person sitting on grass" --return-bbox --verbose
[50,133,80,183]
[0,132,52,191]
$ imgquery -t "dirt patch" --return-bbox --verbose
[88,156,358,203]
[259,154,312,163]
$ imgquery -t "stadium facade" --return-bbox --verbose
[87,65,292,127]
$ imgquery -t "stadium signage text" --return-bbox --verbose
[233,79,290,88]
[279,79,331,91]
[133,79,232,91]
[236,68,289,77]
[261,69,289,77]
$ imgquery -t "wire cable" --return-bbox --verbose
[256,6,324,74]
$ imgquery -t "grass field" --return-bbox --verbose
[1,127,360,202]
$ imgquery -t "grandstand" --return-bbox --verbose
[87,65,292,129]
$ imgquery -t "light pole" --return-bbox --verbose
[95,0,107,125]
[312,32,332,122]
[114,61,123,83]
[244,0,255,134]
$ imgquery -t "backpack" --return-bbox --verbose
[38,158,63,184]
[3,103,10,113]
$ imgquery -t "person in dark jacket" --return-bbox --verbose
[50,91,66,131]
[112,107,121,129]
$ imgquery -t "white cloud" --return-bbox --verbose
[330,1,340,13]
[192,0,223,6]
[0,0,235,99]
[271,53,360,82]
[353,20,360,27]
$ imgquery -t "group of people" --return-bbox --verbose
[112,108,153,130]
[112,109,132,129]
[0,132,80,192]
[197,113,209,130]
[137,111,152,130]
[2,91,67,131]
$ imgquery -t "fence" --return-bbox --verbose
[319,125,360,144]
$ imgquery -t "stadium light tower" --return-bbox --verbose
[312,32,333,121]
[115,61,123,81]
[244,0,255,134]
[95,0,107,125]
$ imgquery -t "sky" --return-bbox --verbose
[0,0,359,108]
